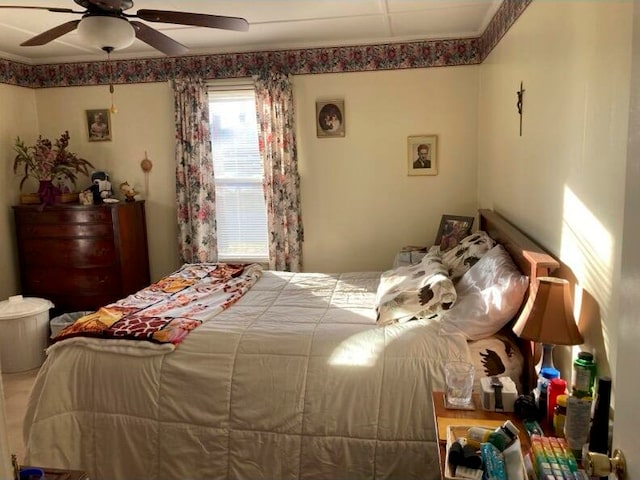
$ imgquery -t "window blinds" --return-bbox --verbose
[209,89,268,262]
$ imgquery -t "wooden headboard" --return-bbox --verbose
[478,209,559,392]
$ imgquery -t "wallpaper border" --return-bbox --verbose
[0,0,530,88]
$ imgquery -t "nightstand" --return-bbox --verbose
[393,246,427,267]
[431,391,536,479]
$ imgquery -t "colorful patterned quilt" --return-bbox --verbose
[54,263,262,345]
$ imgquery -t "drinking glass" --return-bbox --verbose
[444,361,475,407]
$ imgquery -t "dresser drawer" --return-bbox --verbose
[20,238,116,267]
[16,222,114,239]
[13,201,150,313]
[15,208,113,225]
[22,267,119,295]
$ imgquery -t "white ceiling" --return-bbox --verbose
[0,0,502,65]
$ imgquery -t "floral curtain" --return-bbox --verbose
[254,72,304,271]
[171,78,217,264]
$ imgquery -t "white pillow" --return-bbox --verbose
[439,245,528,340]
[376,248,457,326]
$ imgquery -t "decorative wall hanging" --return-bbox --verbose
[517,81,525,136]
[86,109,112,141]
[140,151,153,197]
[316,100,345,138]
[407,135,438,176]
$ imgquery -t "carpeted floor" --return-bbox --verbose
[2,368,39,463]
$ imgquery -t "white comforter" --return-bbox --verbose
[24,271,472,480]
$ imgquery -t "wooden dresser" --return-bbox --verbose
[13,201,150,313]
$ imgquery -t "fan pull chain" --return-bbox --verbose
[110,83,117,114]
[104,46,118,114]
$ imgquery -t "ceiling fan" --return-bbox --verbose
[0,0,249,56]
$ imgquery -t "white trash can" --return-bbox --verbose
[0,295,54,373]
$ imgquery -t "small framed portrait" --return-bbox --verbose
[434,214,475,251]
[316,100,345,138]
[86,109,112,142]
[408,135,437,176]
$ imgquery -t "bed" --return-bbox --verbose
[22,209,558,480]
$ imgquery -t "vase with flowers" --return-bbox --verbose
[13,131,94,205]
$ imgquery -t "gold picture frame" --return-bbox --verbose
[408,135,437,176]
[316,100,345,138]
[86,109,112,142]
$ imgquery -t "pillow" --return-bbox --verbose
[375,248,457,326]
[467,331,525,394]
[442,230,496,280]
[439,245,528,340]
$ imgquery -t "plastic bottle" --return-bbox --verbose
[572,351,597,398]
[467,420,518,451]
[547,377,567,424]
[564,394,592,460]
[553,394,568,437]
[467,427,496,448]
[536,366,560,418]
[498,419,519,446]
[588,377,612,454]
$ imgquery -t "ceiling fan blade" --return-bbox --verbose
[135,9,249,32]
[0,6,81,14]
[20,20,81,46]
[130,21,188,56]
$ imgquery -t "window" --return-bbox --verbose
[208,87,269,263]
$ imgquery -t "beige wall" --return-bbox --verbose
[295,67,479,272]
[33,82,179,282]
[0,84,39,301]
[477,1,633,381]
[0,66,480,299]
[1,83,179,293]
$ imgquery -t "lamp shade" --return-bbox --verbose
[77,16,135,51]
[512,277,584,345]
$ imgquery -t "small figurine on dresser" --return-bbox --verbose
[78,189,93,205]
[86,171,117,204]
[119,181,139,202]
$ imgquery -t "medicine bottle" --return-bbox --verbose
[466,427,494,448]
[588,377,612,455]
[537,367,560,418]
[547,377,567,424]
[467,420,518,451]
[497,420,519,447]
[564,395,592,459]
[553,394,568,437]
[572,352,596,398]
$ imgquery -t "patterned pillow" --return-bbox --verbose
[442,230,496,280]
[467,332,525,395]
[375,248,457,326]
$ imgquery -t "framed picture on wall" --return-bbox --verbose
[434,214,474,251]
[407,135,437,176]
[86,109,112,142]
[316,100,345,138]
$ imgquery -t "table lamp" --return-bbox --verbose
[512,277,584,372]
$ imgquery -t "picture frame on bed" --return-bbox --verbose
[86,108,112,142]
[408,135,437,176]
[316,100,345,137]
[435,214,474,251]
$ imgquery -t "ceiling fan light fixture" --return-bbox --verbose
[77,15,135,51]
